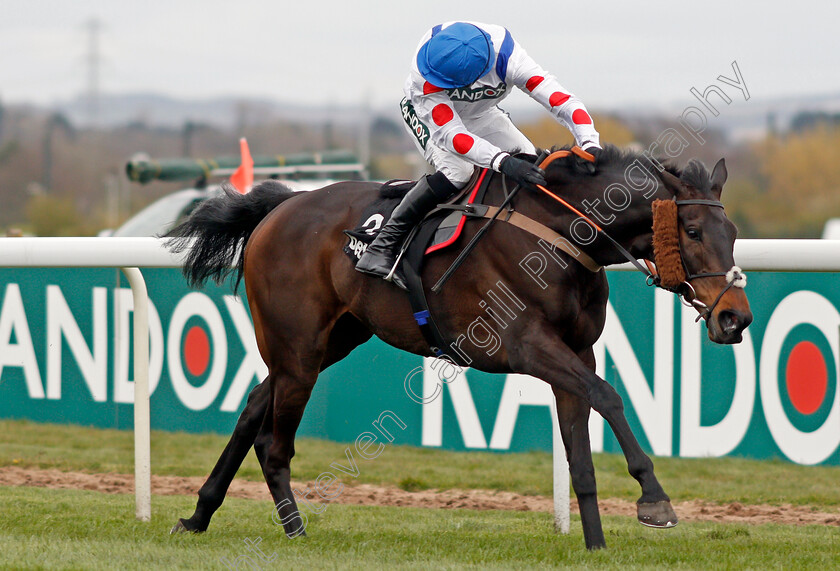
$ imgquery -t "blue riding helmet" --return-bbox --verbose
[417,23,494,89]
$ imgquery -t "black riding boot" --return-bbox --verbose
[356,173,455,289]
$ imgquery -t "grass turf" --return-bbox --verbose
[2,419,840,507]
[1,486,838,570]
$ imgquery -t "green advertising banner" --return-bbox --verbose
[0,267,838,466]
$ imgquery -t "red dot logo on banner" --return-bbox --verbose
[785,340,828,415]
[184,325,211,377]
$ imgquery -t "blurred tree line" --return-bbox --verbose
[725,122,840,237]
[522,110,840,239]
[0,102,415,236]
[0,100,838,238]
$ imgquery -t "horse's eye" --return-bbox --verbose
[686,228,702,241]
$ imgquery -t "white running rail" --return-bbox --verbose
[0,238,184,522]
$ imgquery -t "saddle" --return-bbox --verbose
[344,167,599,268]
[343,169,485,263]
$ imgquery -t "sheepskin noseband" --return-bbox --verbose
[651,199,686,288]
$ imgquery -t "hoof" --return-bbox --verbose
[170,518,202,535]
[637,500,678,528]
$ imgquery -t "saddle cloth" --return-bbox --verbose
[342,169,488,263]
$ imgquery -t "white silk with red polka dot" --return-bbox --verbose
[405,21,601,171]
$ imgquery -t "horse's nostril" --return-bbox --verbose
[718,309,750,334]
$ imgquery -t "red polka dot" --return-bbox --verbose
[572,109,592,125]
[452,133,474,154]
[785,341,828,415]
[549,92,570,107]
[432,104,454,126]
[526,76,545,92]
[184,326,210,376]
[423,81,443,95]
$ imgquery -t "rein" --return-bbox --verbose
[535,150,654,278]
[536,148,747,322]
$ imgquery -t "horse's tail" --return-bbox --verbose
[166,179,296,291]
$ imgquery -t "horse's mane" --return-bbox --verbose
[543,144,714,192]
[382,144,714,200]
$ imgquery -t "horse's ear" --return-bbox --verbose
[710,158,727,198]
[658,168,686,198]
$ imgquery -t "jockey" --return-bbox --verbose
[356,21,602,288]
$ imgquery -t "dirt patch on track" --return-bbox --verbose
[2,466,838,527]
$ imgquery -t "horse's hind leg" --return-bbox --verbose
[172,365,317,539]
[256,315,372,538]
[170,380,271,533]
[257,368,315,537]
[171,314,371,534]
[259,309,372,537]
[252,314,372,472]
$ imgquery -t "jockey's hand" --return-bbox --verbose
[500,156,546,188]
[578,144,602,174]
[584,145,602,164]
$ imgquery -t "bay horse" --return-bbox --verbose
[167,145,751,550]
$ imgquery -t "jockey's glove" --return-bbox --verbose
[578,142,602,174]
[499,155,547,188]
[584,146,602,164]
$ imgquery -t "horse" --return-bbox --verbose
[166,145,752,550]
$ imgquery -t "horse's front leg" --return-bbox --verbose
[170,380,271,533]
[553,384,605,549]
[510,330,677,533]
[552,346,605,549]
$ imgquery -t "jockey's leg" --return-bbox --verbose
[355,170,458,289]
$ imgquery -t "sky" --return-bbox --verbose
[2,0,839,114]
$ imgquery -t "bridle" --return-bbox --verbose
[647,199,747,322]
[533,149,747,323]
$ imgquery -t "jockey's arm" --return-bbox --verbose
[506,40,601,151]
[410,87,510,172]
